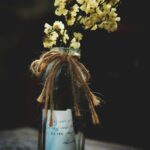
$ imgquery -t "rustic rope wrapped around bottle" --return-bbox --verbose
[30,47,101,127]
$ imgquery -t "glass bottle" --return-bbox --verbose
[38,47,85,150]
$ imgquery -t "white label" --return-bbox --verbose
[44,109,76,150]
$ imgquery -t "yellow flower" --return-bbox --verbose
[99,21,118,32]
[96,8,103,17]
[103,3,112,13]
[71,4,79,16]
[91,24,98,30]
[115,17,121,22]
[66,16,76,26]
[54,0,66,7]
[44,23,52,34]
[43,40,56,48]
[65,4,79,26]
[49,31,59,41]
[73,32,83,41]
[55,6,68,16]
[80,13,100,30]
[80,0,99,14]
[77,0,84,5]
[53,21,65,30]
[54,0,68,16]
[43,30,58,48]
[72,4,79,12]
[70,38,81,49]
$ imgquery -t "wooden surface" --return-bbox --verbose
[0,128,141,150]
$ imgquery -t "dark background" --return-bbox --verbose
[0,0,149,150]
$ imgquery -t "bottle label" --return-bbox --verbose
[43,109,76,150]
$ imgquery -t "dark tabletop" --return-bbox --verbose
[0,128,141,150]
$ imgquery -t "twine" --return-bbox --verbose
[30,48,101,127]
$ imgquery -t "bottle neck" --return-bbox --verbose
[40,60,72,111]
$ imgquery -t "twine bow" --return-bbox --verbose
[30,48,101,127]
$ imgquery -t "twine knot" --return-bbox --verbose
[30,47,101,127]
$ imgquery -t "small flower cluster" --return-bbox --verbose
[70,32,83,49]
[54,0,80,26]
[43,21,83,49]
[54,0,68,16]
[43,0,120,49]
[54,0,120,31]
[79,2,121,32]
